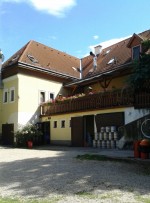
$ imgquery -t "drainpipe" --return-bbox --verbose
[79,58,82,79]
[0,49,4,88]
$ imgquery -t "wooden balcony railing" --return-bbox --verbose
[134,92,150,109]
[41,88,136,116]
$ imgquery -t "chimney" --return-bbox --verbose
[90,51,97,70]
[94,45,102,56]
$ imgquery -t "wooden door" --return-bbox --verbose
[2,124,14,145]
[71,116,84,147]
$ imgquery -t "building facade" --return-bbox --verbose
[1,30,150,147]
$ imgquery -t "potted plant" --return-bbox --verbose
[15,123,43,148]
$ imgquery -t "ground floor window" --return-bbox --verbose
[53,121,57,128]
[61,120,65,128]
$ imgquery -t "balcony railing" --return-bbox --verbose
[41,88,136,116]
[134,92,150,109]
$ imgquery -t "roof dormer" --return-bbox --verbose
[127,33,144,60]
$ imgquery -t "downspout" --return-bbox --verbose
[80,58,82,79]
[0,49,4,139]
[0,49,4,88]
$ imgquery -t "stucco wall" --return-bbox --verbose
[0,73,65,133]
[41,106,150,144]
[17,74,64,127]
[0,88,2,135]
[41,107,126,143]
[1,75,18,131]
[85,75,128,93]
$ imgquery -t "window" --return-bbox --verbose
[3,89,8,103]
[107,58,114,65]
[49,92,54,101]
[10,87,15,102]
[61,120,65,128]
[53,121,57,128]
[39,91,46,103]
[27,54,38,63]
[132,45,141,60]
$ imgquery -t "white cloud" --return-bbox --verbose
[89,35,131,52]
[93,35,99,40]
[1,0,77,17]
[81,35,131,58]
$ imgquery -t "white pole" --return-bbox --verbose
[0,49,4,88]
[94,115,97,140]
[79,58,82,79]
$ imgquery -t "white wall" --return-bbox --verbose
[125,107,150,124]
[18,74,63,127]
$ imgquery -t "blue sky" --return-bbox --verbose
[0,0,150,61]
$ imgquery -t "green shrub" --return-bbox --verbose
[15,124,43,147]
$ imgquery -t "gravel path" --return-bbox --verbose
[0,146,150,203]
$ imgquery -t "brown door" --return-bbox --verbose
[2,124,14,145]
[71,116,84,147]
[43,121,50,144]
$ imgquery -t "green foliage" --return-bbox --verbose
[128,40,150,90]
[15,124,43,147]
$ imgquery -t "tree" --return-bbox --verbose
[128,40,150,91]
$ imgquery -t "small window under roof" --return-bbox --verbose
[12,55,19,61]
[107,58,115,64]
[106,50,110,54]
[27,54,38,63]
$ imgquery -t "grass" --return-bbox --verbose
[76,154,150,175]
[75,191,96,198]
[76,153,131,163]
[136,196,150,203]
[0,197,62,203]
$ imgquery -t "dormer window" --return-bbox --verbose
[132,45,141,60]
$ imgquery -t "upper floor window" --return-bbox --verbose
[39,91,46,103]
[132,45,141,60]
[49,92,54,101]
[3,89,8,103]
[10,87,15,102]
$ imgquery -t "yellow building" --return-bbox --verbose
[0,30,150,147]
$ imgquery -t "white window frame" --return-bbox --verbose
[3,89,8,103]
[10,87,15,102]
[39,90,46,104]
[61,120,66,128]
[48,92,55,101]
[69,119,71,128]
[53,120,58,128]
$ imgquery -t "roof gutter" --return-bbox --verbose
[18,61,79,80]
[64,62,132,87]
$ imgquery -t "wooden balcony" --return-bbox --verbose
[41,88,136,116]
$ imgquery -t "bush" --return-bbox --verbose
[15,124,43,147]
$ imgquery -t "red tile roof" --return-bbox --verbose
[82,29,150,79]
[2,29,150,83]
[3,40,80,79]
